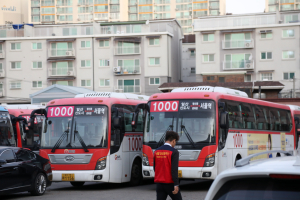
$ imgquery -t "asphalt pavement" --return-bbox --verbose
[1,179,212,200]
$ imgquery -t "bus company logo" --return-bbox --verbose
[115,155,121,160]
[2,5,16,11]
[65,156,75,162]
[233,134,243,148]
[64,149,75,154]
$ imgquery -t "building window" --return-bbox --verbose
[99,79,110,87]
[224,33,251,48]
[51,61,73,75]
[261,52,272,60]
[282,29,294,38]
[11,43,21,50]
[11,62,21,69]
[32,81,42,88]
[81,41,91,48]
[283,72,295,80]
[85,27,93,35]
[218,77,225,83]
[52,81,73,86]
[282,51,295,59]
[149,78,160,85]
[191,67,195,74]
[81,60,91,67]
[261,73,272,81]
[245,75,251,82]
[117,42,140,54]
[0,63,2,72]
[62,28,77,36]
[203,34,214,42]
[284,14,298,23]
[99,59,109,67]
[203,54,214,62]
[190,50,195,56]
[261,32,272,39]
[10,82,21,89]
[207,76,214,81]
[118,59,140,74]
[99,40,109,47]
[117,79,140,93]
[32,42,42,50]
[149,38,160,45]
[149,58,160,66]
[81,80,91,87]
[224,53,251,69]
[32,61,42,69]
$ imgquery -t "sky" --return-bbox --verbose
[226,0,266,14]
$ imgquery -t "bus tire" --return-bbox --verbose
[234,155,242,166]
[70,182,85,187]
[129,160,142,186]
[276,153,281,157]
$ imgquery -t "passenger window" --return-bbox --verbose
[135,108,144,132]
[0,149,15,163]
[123,105,135,132]
[226,100,242,129]
[262,107,271,130]
[269,108,281,131]
[253,105,268,130]
[240,103,256,129]
[15,149,33,161]
[278,109,292,131]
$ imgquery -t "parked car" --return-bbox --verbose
[204,150,300,200]
[0,147,52,196]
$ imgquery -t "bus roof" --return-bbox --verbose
[171,86,248,98]
[8,109,33,117]
[75,92,149,101]
[3,104,45,110]
[0,106,8,112]
[288,105,300,111]
[47,96,147,107]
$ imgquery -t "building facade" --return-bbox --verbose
[194,11,300,98]
[28,0,226,34]
[0,0,29,25]
[0,19,183,103]
[181,34,196,82]
[265,0,300,12]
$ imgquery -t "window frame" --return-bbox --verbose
[80,60,91,68]
[99,40,110,48]
[260,51,273,60]
[10,61,21,70]
[149,38,160,46]
[202,33,215,42]
[10,81,22,89]
[32,81,43,88]
[149,77,160,85]
[149,57,160,66]
[202,54,215,62]
[260,32,273,39]
[80,79,92,87]
[80,40,91,48]
[282,29,295,38]
[10,42,21,51]
[32,42,42,50]
[99,79,110,87]
[261,73,273,81]
[32,61,43,69]
[99,59,110,67]
[283,72,295,80]
[282,50,295,60]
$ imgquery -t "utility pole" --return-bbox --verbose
[293,77,296,98]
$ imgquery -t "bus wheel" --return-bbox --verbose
[129,160,142,186]
[276,153,281,157]
[70,182,85,187]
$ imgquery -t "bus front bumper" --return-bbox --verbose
[142,165,217,180]
[52,170,109,182]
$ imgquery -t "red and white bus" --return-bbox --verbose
[7,108,44,152]
[132,86,297,180]
[289,105,300,150]
[28,92,148,186]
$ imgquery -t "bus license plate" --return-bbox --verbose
[62,174,75,181]
[178,170,182,178]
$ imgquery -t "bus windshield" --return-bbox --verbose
[144,100,216,146]
[41,105,108,149]
[0,112,15,147]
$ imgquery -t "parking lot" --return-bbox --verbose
[1,180,212,200]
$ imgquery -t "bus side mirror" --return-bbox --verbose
[28,118,35,130]
[131,112,139,129]
[113,117,121,129]
[220,112,229,129]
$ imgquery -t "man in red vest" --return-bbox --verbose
[154,131,182,200]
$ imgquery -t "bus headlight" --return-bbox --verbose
[204,153,215,167]
[142,153,150,166]
[95,157,107,170]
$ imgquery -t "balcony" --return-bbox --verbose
[114,47,141,55]
[41,1,55,6]
[48,49,75,58]
[139,0,152,5]
[48,68,75,77]
[113,66,141,75]
[114,86,141,93]
[223,60,254,70]
[31,1,40,7]
[95,0,108,4]
[78,0,93,6]
[222,40,254,49]
[110,0,120,4]
[0,51,5,59]
[0,70,5,78]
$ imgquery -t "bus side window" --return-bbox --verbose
[269,108,280,131]
[278,109,291,131]
[135,108,144,132]
[241,103,256,129]
[262,107,271,130]
[226,100,242,129]
[253,105,267,130]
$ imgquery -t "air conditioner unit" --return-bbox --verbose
[133,70,138,73]
[78,18,81,21]
[245,42,251,48]
[115,89,123,93]
[0,53,4,58]
[246,63,252,68]
[67,71,74,76]
[113,66,121,72]
[65,51,73,56]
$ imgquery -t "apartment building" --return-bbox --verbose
[0,0,29,24]
[194,11,300,98]
[265,0,300,12]
[0,19,183,103]
[28,0,226,34]
[181,34,196,82]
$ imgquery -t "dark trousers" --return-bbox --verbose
[156,183,182,200]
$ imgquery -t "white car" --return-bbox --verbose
[204,150,300,200]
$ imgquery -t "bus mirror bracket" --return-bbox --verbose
[28,109,47,130]
[113,117,121,129]
[132,103,148,129]
[220,111,229,130]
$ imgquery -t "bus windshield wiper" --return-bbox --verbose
[73,121,89,152]
[51,121,70,153]
[180,118,196,148]
[156,116,174,148]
